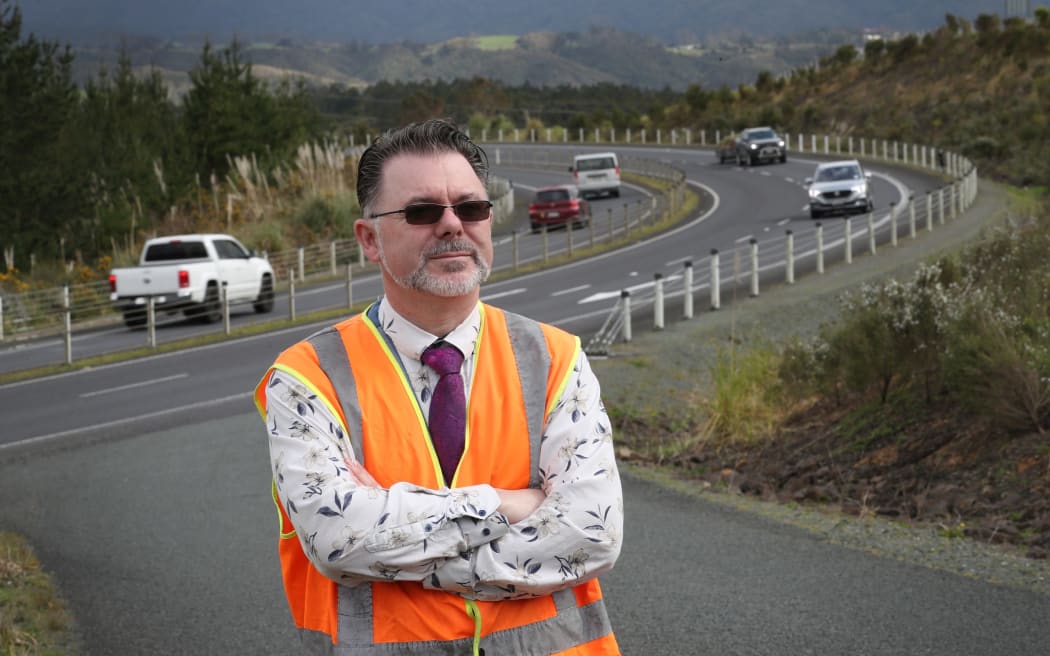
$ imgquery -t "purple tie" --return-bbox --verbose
[421,342,465,485]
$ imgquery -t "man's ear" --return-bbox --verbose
[353,218,382,263]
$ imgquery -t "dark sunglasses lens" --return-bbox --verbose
[402,201,492,225]
[454,201,492,222]
[403,204,446,225]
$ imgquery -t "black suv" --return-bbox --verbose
[734,127,787,166]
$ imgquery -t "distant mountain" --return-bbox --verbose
[19,0,1001,46]
[58,26,866,93]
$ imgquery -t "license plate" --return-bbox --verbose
[546,211,560,218]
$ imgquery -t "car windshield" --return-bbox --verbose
[536,189,571,202]
[576,157,615,171]
[746,129,776,140]
[815,165,862,182]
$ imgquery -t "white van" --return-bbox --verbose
[570,152,620,198]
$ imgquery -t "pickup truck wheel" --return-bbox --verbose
[195,284,222,323]
[253,275,275,313]
[123,309,146,328]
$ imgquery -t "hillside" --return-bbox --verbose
[64,27,858,93]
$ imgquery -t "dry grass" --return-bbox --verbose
[0,533,76,655]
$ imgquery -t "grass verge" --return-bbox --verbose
[0,533,77,655]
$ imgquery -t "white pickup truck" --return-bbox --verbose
[108,233,275,327]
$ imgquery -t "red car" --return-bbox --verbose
[528,185,591,232]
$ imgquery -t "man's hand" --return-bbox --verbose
[494,488,546,524]
[346,459,380,487]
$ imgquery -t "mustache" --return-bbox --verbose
[424,240,479,258]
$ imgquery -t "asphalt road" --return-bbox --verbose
[4,145,1035,654]
[1,410,1048,655]
[0,143,935,375]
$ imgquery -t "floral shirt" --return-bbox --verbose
[263,298,624,601]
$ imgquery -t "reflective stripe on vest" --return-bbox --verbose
[296,588,613,654]
[262,303,617,654]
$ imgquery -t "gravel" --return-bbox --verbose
[591,178,1050,597]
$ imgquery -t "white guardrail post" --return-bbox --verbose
[785,230,795,284]
[749,238,759,298]
[63,285,72,365]
[0,296,4,341]
[845,217,853,264]
[222,282,231,336]
[710,249,720,310]
[288,268,296,321]
[682,260,693,320]
[653,273,664,330]
[147,296,157,348]
[620,290,632,343]
[815,222,824,274]
[890,202,898,247]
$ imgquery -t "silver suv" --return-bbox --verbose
[805,160,874,219]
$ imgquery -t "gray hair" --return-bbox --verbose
[356,119,489,216]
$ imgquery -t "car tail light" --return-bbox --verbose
[615,166,621,176]
[108,274,116,292]
[178,270,190,288]
[568,200,580,210]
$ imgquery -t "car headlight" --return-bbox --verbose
[808,188,820,199]
[777,140,785,147]
[851,184,867,194]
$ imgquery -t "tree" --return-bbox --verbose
[182,39,318,181]
[0,0,82,270]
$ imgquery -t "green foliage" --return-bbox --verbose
[786,207,1050,435]
[0,0,82,270]
[183,40,320,180]
[693,340,788,446]
[288,193,358,243]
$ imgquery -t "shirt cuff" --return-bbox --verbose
[447,484,509,548]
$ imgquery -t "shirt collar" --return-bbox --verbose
[376,297,480,362]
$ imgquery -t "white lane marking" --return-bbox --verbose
[776,218,791,226]
[0,392,253,453]
[79,373,189,398]
[735,235,754,244]
[552,284,591,297]
[481,288,526,301]
[578,275,682,304]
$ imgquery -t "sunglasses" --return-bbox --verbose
[370,200,493,225]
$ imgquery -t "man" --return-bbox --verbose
[254,119,623,654]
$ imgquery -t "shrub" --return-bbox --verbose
[692,340,788,446]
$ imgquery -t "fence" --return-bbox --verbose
[585,157,979,354]
[0,156,686,362]
[0,127,974,361]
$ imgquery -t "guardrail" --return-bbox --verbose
[583,146,979,354]
[0,155,687,367]
[0,128,975,368]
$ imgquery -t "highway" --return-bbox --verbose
[4,145,1044,654]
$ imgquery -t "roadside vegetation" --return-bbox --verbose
[0,533,76,655]
[613,189,1050,555]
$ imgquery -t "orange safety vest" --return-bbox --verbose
[254,302,620,655]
